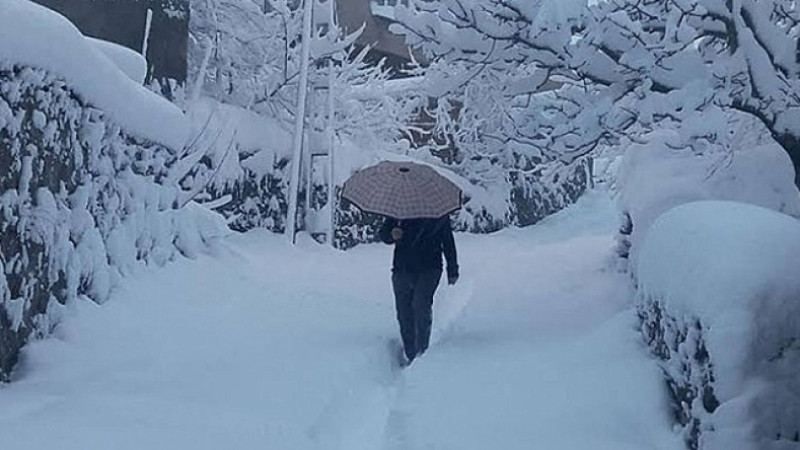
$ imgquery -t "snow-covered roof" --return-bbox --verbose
[0,0,189,150]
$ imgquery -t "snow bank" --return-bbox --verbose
[85,37,147,85]
[0,0,188,150]
[637,201,800,450]
[616,128,800,270]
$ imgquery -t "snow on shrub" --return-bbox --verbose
[180,98,292,234]
[0,1,228,382]
[636,201,800,450]
[616,126,800,271]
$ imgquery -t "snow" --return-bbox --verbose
[85,37,148,85]
[530,0,587,28]
[637,201,800,449]
[0,191,681,450]
[616,128,800,269]
[639,201,800,322]
[0,0,188,150]
[185,98,294,187]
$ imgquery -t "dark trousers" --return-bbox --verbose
[392,269,442,360]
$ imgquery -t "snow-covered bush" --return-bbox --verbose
[615,117,800,271]
[0,0,228,381]
[636,201,800,450]
[615,113,800,449]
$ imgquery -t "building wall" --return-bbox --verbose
[337,0,419,72]
[30,0,189,83]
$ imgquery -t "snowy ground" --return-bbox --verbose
[0,191,682,450]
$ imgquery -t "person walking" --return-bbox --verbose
[379,216,459,365]
[341,160,463,364]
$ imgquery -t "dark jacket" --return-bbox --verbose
[379,216,459,278]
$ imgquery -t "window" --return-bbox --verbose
[370,0,409,19]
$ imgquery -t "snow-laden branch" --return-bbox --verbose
[392,0,800,186]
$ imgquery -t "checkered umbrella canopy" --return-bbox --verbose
[342,161,462,219]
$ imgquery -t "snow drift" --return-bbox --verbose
[637,201,800,450]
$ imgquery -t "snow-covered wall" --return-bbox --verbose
[0,1,227,381]
[30,0,190,84]
[616,128,800,271]
[636,201,800,450]
[0,0,189,150]
[0,62,228,381]
[86,37,148,85]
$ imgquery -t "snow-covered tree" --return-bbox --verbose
[328,46,426,153]
[186,0,424,242]
[391,0,800,187]
[189,0,356,114]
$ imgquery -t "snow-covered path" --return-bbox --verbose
[0,191,682,450]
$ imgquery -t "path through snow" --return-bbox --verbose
[0,191,682,450]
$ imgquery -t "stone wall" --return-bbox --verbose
[0,62,223,381]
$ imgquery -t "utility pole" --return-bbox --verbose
[141,8,153,57]
[326,58,336,247]
[286,0,315,244]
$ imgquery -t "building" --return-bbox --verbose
[30,0,410,82]
[337,0,420,74]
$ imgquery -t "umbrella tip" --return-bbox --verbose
[399,167,410,173]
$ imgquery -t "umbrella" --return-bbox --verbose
[342,161,462,219]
